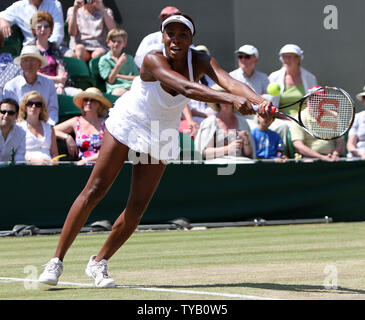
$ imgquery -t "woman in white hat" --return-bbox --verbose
[267,44,318,156]
[269,44,318,116]
[54,87,111,165]
[346,86,365,159]
[39,13,272,288]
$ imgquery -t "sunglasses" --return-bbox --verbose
[238,54,253,59]
[36,24,51,30]
[84,98,98,103]
[26,101,43,108]
[0,110,16,115]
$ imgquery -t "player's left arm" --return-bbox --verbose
[205,56,269,107]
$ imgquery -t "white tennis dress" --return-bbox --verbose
[106,49,194,161]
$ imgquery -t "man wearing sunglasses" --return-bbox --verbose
[229,45,270,99]
[229,45,270,129]
[0,98,26,163]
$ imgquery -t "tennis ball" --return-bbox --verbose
[267,82,281,96]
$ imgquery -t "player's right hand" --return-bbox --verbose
[233,97,255,115]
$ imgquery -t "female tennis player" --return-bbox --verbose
[39,13,272,287]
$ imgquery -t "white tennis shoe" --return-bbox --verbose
[38,257,63,286]
[85,255,115,288]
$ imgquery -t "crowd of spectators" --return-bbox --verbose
[0,1,362,165]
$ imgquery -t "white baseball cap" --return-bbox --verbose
[235,45,259,58]
[356,86,365,102]
[279,44,304,59]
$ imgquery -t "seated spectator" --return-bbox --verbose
[0,0,64,46]
[346,86,365,159]
[2,45,59,126]
[251,114,286,160]
[29,11,82,96]
[290,112,345,161]
[0,31,15,71]
[134,6,180,69]
[0,98,26,163]
[54,87,111,165]
[17,91,58,164]
[268,44,318,155]
[66,0,116,62]
[194,84,256,160]
[229,44,269,98]
[98,28,139,96]
[0,30,22,100]
[229,44,270,129]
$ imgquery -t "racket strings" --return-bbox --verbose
[300,88,354,139]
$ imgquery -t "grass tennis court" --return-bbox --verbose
[1,222,365,300]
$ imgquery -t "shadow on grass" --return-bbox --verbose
[146,282,365,295]
[45,282,365,296]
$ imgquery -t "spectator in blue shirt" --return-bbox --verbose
[251,114,286,160]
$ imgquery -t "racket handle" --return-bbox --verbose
[252,105,278,113]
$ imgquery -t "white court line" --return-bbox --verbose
[0,277,279,300]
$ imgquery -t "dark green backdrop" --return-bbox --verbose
[1,161,365,230]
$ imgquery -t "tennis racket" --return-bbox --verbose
[253,86,355,140]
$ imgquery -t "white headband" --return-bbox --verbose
[161,15,194,35]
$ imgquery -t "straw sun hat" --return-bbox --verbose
[14,45,48,68]
[73,87,112,109]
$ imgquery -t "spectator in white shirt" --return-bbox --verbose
[2,45,59,126]
[134,6,180,68]
[229,44,270,129]
[0,0,65,46]
[0,98,26,163]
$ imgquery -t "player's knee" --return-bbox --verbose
[83,181,108,206]
[127,198,149,219]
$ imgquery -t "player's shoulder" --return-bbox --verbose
[191,48,212,69]
[191,47,209,57]
[142,49,164,67]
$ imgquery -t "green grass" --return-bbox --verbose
[1,222,365,300]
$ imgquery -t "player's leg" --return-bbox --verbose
[84,158,166,287]
[94,159,166,261]
[54,130,130,261]
[39,130,130,285]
